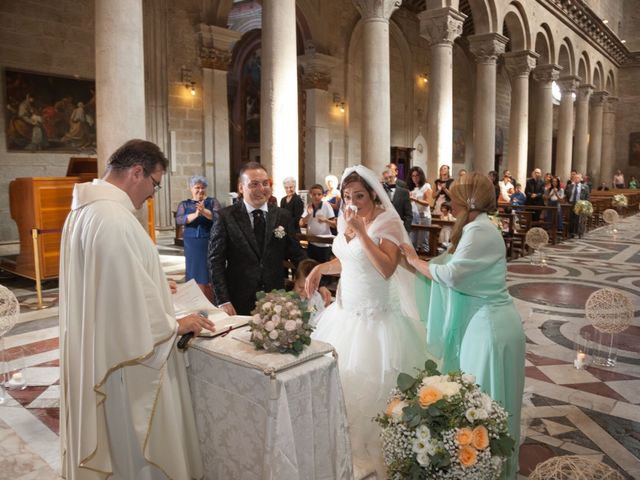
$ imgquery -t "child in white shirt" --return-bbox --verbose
[300,184,336,263]
[439,203,456,246]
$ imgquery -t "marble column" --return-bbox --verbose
[353,0,400,174]
[95,0,146,173]
[572,83,593,176]
[587,91,608,184]
[298,50,339,189]
[199,25,241,204]
[600,96,618,185]
[261,0,299,200]
[418,7,465,180]
[555,75,579,184]
[503,50,538,185]
[468,33,509,174]
[532,64,561,175]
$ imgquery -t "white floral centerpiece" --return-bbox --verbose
[376,360,515,479]
[573,200,593,216]
[611,194,628,208]
[249,290,313,355]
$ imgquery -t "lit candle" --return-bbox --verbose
[574,352,586,369]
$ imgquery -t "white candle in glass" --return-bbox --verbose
[574,352,586,369]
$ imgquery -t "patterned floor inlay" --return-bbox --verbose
[1,222,639,478]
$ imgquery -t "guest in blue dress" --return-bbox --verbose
[176,175,221,301]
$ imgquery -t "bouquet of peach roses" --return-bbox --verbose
[375,360,514,479]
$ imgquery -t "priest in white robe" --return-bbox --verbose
[59,139,214,480]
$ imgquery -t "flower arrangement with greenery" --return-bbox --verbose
[376,360,515,480]
[573,200,593,216]
[249,290,313,355]
[611,194,628,208]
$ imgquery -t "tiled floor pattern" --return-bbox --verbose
[0,223,639,478]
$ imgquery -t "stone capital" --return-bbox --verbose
[198,24,242,71]
[353,0,401,21]
[576,83,595,102]
[604,96,619,114]
[298,51,339,91]
[468,33,508,64]
[591,90,609,106]
[532,64,562,84]
[557,75,580,95]
[503,50,538,79]
[418,7,466,46]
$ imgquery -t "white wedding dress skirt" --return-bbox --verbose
[312,231,427,478]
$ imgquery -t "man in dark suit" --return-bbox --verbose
[208,162,306,315]
[386,163,406,188]
[565,172,590,237]
[525,167,545,220]
[382,167,412,233]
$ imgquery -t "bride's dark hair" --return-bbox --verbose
[340,171,382,206]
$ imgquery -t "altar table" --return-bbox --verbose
[186,330,353,480]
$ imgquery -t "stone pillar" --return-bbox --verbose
[418,7,465,180]
[261,0,299,200]
[587,91,608,184]
[199,25,241,204]
[353,0,400,174]
[600,96,618,184]
[95,0,146,173]
[298,50,339,189]
[503,50,538,185]
[532,64,561,175]
[555,75,579,184]
[468,33,508,174]
[572,84,593,176]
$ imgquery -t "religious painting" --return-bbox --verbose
[629,132,640,166]
[4,69,96,153]
[452,128,465,163]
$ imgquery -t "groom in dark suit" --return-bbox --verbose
[383,167,412,233]
[208,162,306,315]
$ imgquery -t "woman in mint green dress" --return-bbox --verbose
[401,172,525,479]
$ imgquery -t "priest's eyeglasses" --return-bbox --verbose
[149,175,162,192]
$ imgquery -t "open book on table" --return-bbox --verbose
[173,279,249,338]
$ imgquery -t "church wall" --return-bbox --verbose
[0,0,94,243]
[621,0,640,52]
[165,1,206,209]
[615,67,640,178]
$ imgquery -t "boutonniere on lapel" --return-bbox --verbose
[273,225,286,239]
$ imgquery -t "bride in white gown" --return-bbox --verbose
[305,165,427,478]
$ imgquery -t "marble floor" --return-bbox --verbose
[0,218,638,479]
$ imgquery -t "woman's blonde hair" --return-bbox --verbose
[448,172,497,253]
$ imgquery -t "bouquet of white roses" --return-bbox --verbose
[573,200,593,216]
[249,290,313,355]
[376,360,514,480]
[612,194,628,208]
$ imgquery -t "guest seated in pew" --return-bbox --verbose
[438,202,455,247]
[510,183,526,209]
[629,176,638,189]
[300,183,336,263]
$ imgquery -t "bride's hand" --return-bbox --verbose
[304,265,322,299]
[344,207,366,236]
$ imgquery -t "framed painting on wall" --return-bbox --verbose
[4,68,96,152]
[629,132,640,166]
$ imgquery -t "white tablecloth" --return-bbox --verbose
[186,329,353,480]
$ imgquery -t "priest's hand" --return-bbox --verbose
[219,302,237,316]
[177,313,215,336]
[167,279,177,294]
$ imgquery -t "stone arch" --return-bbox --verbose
[557,38,574,75]
[533,24,554,65]
[593,61,605,89]
[578,52,590,84]
[502,1,530,51]
[466,0,498,33]
[606,69,616,95]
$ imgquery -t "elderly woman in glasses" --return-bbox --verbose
[279,176,304,233]
[176,175,221,301]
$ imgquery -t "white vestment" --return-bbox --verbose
[59,180,203,480]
